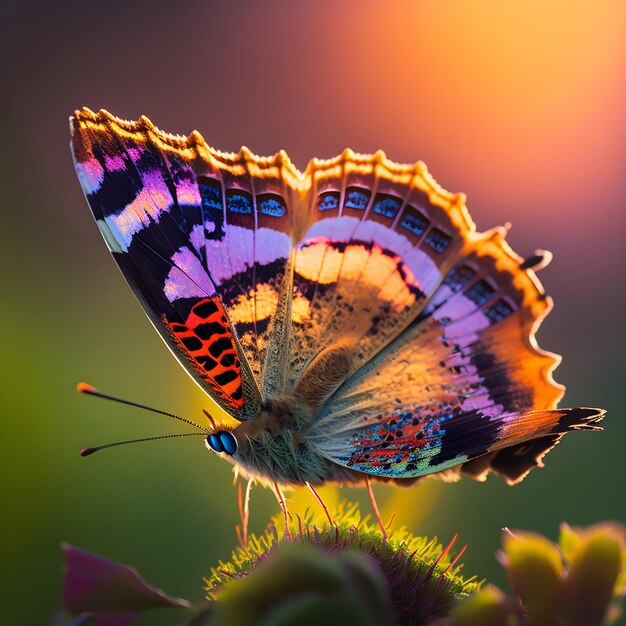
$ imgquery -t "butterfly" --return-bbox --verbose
[71,107,604,492]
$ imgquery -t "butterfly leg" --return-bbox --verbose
[235,484,245,547]
[243,478,253,544]
[236,478,254,547]
[305,481,335,528]
[365,475,387,541]
[273,481,293,540]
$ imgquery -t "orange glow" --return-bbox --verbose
[227,284,279,324]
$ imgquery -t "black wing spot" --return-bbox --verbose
[208,336,234,359]
[214,369,239,385]
[181,336,203,351]
[195,321,228,340]
[465,279,496,306]
[193,299,219,318]
[195,355,218,371]
[424,228,452,253]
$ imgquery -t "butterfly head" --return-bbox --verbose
[206,430,238,455]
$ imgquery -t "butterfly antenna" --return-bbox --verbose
[80,432,206,456]
[77,382,208,432]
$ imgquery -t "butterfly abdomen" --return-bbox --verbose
[228,392,366,485]
[232,426,381,486]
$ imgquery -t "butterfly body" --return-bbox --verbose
[71,108,603,487]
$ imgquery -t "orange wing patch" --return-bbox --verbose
[166,298,243,408]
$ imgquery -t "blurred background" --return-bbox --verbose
[1,1,624,624]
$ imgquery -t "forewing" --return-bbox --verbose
[309,227,604,483]
[71,109,299,419]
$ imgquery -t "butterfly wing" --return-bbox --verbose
[71,109,301,420]
[307,220,604,484]
[72,111,473,418]
[288,152,474,409]
[72,109,603,482]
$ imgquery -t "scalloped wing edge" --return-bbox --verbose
[71,107,568,421]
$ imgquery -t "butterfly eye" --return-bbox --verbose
[218,431,238,455]
[207,433,224,453]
